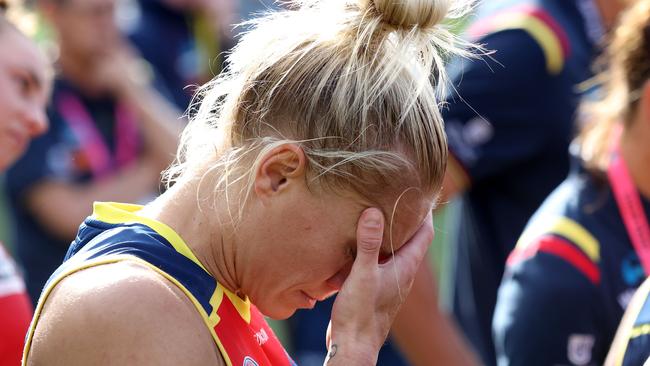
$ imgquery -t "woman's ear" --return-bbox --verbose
[254,143,307,200]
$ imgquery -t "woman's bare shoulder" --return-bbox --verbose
[26,261,225,366]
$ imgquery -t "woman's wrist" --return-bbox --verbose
[324,332,380,366]
[323,341,377,366]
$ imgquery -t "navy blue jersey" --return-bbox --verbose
[493,162,648,366]
[4,79,143,303]
[443,1,604,363]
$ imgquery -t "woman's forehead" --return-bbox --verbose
[378,191,434,254]
[1,30,43,68]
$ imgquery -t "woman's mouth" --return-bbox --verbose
[299,290,318,309]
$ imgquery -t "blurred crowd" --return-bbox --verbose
[1,0,650,365]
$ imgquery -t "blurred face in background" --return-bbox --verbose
[0,26,49,171]
[45,0,120,61]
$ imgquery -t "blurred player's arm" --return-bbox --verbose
[25,158,163,240]
[95,44,184,172]
[392,259,479,366]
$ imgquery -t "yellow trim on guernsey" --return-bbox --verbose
[482,12,565,74]
[23,202,255,366]
[630,324,650,339]
[92,202,210,273]
[93,202,252,323]
[516,216,600,262]
[21,255,234,366]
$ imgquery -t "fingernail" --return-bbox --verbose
[364,209,382,228]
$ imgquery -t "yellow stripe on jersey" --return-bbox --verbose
[517,217,600,262]
[92,202,210,274]
[630,324,650,339]
[477,13,565,74]
[224,287,252,324]
[22,255,229,366]
[209,284,253,325]
[208,286,224,328]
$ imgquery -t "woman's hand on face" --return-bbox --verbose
[326,208,434,365]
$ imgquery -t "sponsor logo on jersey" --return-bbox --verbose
[567,334,595,366]
[243,356,259,366]
[254,328,269,346]
[622,252,644,286]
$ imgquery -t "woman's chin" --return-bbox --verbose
[257,305,297,320]
[255,291,317,319]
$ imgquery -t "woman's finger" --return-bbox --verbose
[351,208,384,271]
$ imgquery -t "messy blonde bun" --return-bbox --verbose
[359,0,451,29]
[166,0,476,215]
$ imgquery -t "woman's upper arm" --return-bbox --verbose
[26,262,224,366]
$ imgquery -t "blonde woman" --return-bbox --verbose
[494,1,650,364]
[22,0,471,364]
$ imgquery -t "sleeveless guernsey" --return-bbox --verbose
[22,202,297,366]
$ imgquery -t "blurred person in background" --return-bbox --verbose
[128,0,238,110]
[493,0,650,364]
[298,0,628,365]
[0,1,50,364]
[5,0,182,303]
[406,0,626,364]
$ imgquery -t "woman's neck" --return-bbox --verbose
[138,179,242,295]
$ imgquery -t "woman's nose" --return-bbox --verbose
[23,103,48,137]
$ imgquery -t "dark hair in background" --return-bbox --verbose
[579,0,650,172]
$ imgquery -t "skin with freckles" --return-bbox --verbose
[237,175,433,320]
[0,27,49,171]
[139,144,435,320]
